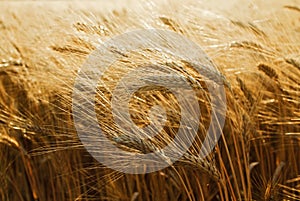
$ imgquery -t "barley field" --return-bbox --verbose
[0,1,300,201]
